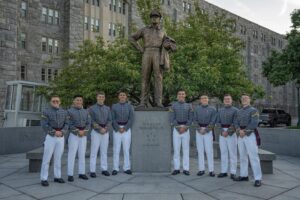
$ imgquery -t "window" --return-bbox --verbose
[54,10,59,25]
[41,68,46,81]
[85,16,89,30]
[167,0,171,6]
[109,23,112,36]
[122,2,126,14]
[113,23,116,36]
[95,19,100,32]
[20,65,26,80]
[109,0,112,10]
[253,30,258,39]
[54,69,58,78]
[42,37,47,52]
[86,0,89,3]
[187,3,191,13]
[271,37,276,45]
[278,39,283,48]
[183,2,187,12]
[161,0,164,4]
[54,40,58,54]
[91,18,94,31]
[173,8,177,22]
[21,33,26,49]
[96,0,100,6]
[48,9,53,24]
[48,38,53,53]
[253,45,258,54]
[253,59,258,68]
[48,68,52,81]
[21,1,27,17]
[261,33,266,42]
[240,25,247,35]
[119,1,122,13]
[42,7,47,23]
[113,0,116,12]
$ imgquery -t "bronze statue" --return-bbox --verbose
[129,10,176,108]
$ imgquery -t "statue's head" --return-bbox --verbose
[150,10,161,24]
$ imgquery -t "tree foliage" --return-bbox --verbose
[263,9,300,86]
[40,0,264,106]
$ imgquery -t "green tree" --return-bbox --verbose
[263,9,300,86]
[40,0,264,106]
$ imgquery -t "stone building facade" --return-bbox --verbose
[0,0,296,126]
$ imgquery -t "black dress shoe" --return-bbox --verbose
[79,174,89,180]
[209,172,215,177]
[124,170,132,175]
[112,170,118,176]
[254,180,262,187]
[41,180,49,186]
[54,178,65,183]
[230,174,236,180]
[197,171,205,176]
[68,176,74,182]
[217,173,228,178]
[90,172,97,178]
[171,170,180,175]
[183,170,190,176]
[233,176,249,181]
[101,171,110,176]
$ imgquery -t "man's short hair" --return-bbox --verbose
[73,94,83,99]
[96,91,105,96]
[50,95,60,100]
[200,94,209,98]
[177,89,186,94]
[241,93,250,97]
[118,90,127,96]
[224,94,232,98]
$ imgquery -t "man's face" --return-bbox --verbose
[151,16,160,24]
[50,97,60,108]
[200,95,209,105]
[241,95,251,106]
[177,91,186,102]
[118,92,127,103]
[73,97,83,108]
[223,96,232,106]
[97,95,105,105]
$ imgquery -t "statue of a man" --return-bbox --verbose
[129,10,176,108]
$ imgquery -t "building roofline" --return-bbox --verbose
[203,0,287,37]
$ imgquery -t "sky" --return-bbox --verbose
[205,0,300,34]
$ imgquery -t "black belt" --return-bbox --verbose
[221,124,231,128]
[75,126,86,131]
[199,123,208,127]
[177,121,187,125]
[117,121,128,125]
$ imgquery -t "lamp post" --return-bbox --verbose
[296,81,300,126]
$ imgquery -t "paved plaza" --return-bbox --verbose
[0,151,300,200]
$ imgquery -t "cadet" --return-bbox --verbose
[234,94,262,187]
[89,92,112,177]
[194,94,217,177]
[40,95,68,186]
[112,91,134,175]
[67,95,91,182]
[216,94,238,179]
[170,90,193,176]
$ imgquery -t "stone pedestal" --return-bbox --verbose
[132,111,171,172]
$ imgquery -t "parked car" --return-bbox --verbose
[259,108,291,127]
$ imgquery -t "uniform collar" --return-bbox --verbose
[97,103,104,107]
[50,105,59,110]
[149,24,161,30]
[242,105,251,109]
[224,105,232,109]
[119,101,127,105]
[201,104,209,108]
[178,100,185,104]
[72,105,82,110]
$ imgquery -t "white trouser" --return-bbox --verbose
[90,129,109,172]
[40,134,64,181]
[67,133,87,176]
[113,127,131,171]
[173,128,190,171]
[196,130,214,172]
[238,132,262,180]
[219,128,237,174]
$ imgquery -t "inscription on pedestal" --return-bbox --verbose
[132,111,171,172]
